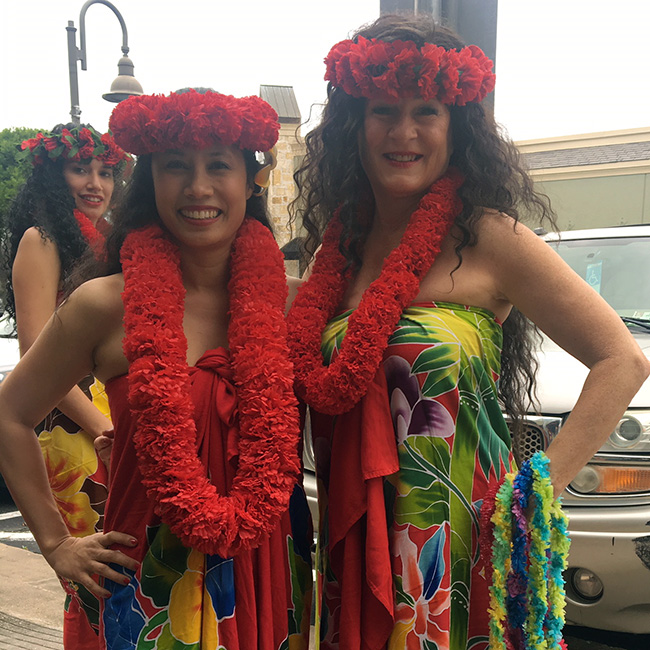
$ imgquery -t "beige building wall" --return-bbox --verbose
[536,174,650,231]
[267,122,304,249]
[517,128,650,231]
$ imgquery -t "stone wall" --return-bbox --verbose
[267,121,305,249]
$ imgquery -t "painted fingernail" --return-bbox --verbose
[130,538,137,545]
[123,577,130,585]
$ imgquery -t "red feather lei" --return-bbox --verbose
[120,218,301,557]
[286,168,464,415]
[73,209,107,262]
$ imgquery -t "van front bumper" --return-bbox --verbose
[564,503,650,633]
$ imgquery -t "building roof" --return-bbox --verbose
[259,85,301,123]
[523,141,650,170]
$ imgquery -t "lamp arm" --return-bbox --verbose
[78,0,130,71]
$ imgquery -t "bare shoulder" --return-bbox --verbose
[473,210,538,245]
[63,274,127,380]
[15,226,59,262]
[60,273,124,324]
[471,210,553,268]
[18,226,55,248]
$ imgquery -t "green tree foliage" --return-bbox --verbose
[0,127,43,227]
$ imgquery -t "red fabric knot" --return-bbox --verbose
[190,348,239,462]
[191,347,234,381]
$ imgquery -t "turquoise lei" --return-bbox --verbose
[484,451,571,650]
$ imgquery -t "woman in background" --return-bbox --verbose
[3,124,127,647]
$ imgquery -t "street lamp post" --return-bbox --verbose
[66,0,143,125]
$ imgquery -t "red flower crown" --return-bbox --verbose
[325,36,495,105]
[19,126,128,167]
[109,89,280,155]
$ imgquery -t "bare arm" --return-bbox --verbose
[0,279,137,596]
[12,228,112,438]
[480,215,650,497]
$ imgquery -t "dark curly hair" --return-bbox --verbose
[101,149,272,275]
[1,123,120,329]
[291,14,557,428]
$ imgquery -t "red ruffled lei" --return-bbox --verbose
[73,209,107,262]
[120,218,301,557]
[286,168,464,415]
[324,36,496,105]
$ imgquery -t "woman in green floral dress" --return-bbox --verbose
[286,14,649,650]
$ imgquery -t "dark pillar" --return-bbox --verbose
[442,0,498,69]
[380,0,438,14]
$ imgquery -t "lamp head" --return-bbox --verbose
[103,55,143,103]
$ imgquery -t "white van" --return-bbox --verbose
[516,225,650,634]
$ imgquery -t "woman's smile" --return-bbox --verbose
[383,152,424,166]
[178,205,223,222]
[79,193,104,204]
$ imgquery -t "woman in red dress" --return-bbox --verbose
[0,89,312,649]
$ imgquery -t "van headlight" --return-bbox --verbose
[567,411,650,495]
[570,464,650,494]
[600,411,650,452]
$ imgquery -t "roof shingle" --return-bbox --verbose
[523,141,650,170]
[259,85,301,122]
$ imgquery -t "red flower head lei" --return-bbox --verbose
[109,88,280,155]
[286,168,465,415]
[325,36,495,105]
[121,218,301,557]
[19,126,128,167]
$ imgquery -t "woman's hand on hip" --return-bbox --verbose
[45,531,140,599]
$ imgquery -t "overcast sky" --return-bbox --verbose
[1,0,648,141]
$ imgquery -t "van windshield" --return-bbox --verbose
[552,236,650,318]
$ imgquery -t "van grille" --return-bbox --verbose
[508,416,650,504]
[507,416,562,466]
